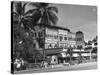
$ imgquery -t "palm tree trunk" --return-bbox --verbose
[69,49,72,64]
[90,50,92,61]
[43,26,45,62]
[79,49,82,63]
[35,58,37,63]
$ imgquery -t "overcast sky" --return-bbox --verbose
[26,2,97,42]
[54,3,97,42]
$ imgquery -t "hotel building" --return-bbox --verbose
[32,25,85,64]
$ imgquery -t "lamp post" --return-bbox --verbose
[43,25,46,67]
[77,45,82,63]
[89,49,92,61]
[69,46,72,64]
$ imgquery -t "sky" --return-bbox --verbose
[26,2,97,42]
[53,3,97,42]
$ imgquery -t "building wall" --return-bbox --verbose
[45,27,59,49]
[58,29,69,48]
[45,27,70,49]
[31,26,84,49]
[76,31,84,48]
[68,32,76,48]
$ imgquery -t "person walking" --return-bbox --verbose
[14,58,21,71]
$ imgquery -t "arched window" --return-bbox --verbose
[64,37,67,40]
[60,36,63,41]
[49,44,52,48]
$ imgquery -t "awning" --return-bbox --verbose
[61,52,67,57]
[72,53,79,57]
[62,49,68,52]
[57,52,70,58]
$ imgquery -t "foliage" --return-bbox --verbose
[29,3,58,25]
[12,1,58,63]
[12,1,40,61]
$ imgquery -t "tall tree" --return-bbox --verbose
[12,2,59,63]
[12,2,35,29]
[88,40,92,45]
[12,1,39,60]
[92,36,97,45]
[28,3,58,49]
[28,3,58,62]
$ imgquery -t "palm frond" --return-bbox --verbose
[44,10,51,25]
[48,6,58,13]
[28,2,58,25]
[39,3,49,8]
[40,11,48,25]
[12,12,18,16]
[48,11,58,25]
[24,16,33,20]
[29,3,42,8]
[29,10,41,24]
[22,3,27,14]
[29,3,49,8]
[11,1,14,13]
[15,2,23,15]
[24,9,39,16]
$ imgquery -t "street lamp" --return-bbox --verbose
[77,45,82,63]
[43,25,46,67]
[89,49,92,61]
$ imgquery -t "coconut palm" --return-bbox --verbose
[12,2,59,64]
[12,1,41,61]
[12,1,34,30]
[27,3,58,49]
[29,3,58,25]
[28,3,58,63]
[12,1,35,44]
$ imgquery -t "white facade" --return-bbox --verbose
[45,28,58,49]
[45,27,77,49]
[45,27,69,49]
[58,29,69,48]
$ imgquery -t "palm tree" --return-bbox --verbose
[12,1,34,44]
[12,1,29,58]
[28,3,58,49]
[12,2,58,64]
[29,3,58,64]
[12,1,42,62]
[68,46,72,64]
[92,36,97,46]
[29,3,58,25]
[12,1,39,30]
